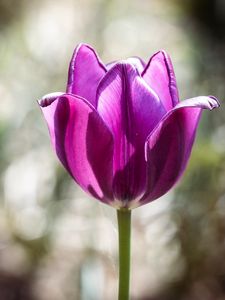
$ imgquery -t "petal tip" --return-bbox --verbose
[76,42,95,53]
[148,49,170,64]
[208,95,220,109]
[157,49,167,55]
[115,60,140,75]
[38,92,64,107]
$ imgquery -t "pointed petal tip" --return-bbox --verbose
[109,60,140,75]
[208,95,220,109]
[147,49,170,63]
[38,92,64,107]
[175,96,220,111]
[142,49,179,110]
[71,43,107,71]
[76,42,90,48]
[67,43,107,107]
[155,49,167,56]
[145,49,167,62]
[75,42,97,53]
[97,61,140,97]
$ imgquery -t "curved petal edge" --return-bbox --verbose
[96,62,166,203]
[39,92,114,204]
[66,43,107,107]
[140,96,219,206]
[142,50,179,111]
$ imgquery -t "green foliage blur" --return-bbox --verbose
[0,0,224,299]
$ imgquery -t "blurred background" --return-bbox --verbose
[0,0,224,299]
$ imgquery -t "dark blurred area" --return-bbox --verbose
[0,0,25,28]
[0,0,224,299]
[181,0,225,38]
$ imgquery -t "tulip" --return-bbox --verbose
[39,43,219,300]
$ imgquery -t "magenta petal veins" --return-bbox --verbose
[141,96,219,205]
[39,43,220,209]
[39,93,114,203]
[67,44,106,107]
[142,50,179,111]
[97,62,166,202]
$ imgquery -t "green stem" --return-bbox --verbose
[117,209,132,300]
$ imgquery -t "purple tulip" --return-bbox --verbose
[39,44,219,209]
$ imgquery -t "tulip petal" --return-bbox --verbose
[140,96,219,205]
[97,63,166,203]
[127,57,146,74]
[142,50,179,111]
[106,57,145,74]
[39,93,114,203]
[67,43,107,107]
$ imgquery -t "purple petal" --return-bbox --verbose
[127,57,146,74]
[142,50,179,111]
[39,93,114,203]
[106,61,117,70]
[66,43,107,107]
[106,57,145,74]
[140,96,219,205]
[96,62,166,204]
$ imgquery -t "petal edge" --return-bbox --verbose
[140,96,219,205]
[39,93,114,203]
[66,43,107,107]
[142,50,179,110]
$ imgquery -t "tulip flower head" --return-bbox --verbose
[39,44,219,209]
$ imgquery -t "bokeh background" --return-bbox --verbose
[0,0,225,299]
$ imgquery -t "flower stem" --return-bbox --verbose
[117,209,132,300]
